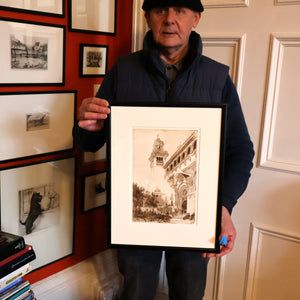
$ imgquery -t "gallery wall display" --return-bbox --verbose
[80,44,108,77]
[108,104,227,252]
[0,91,76,163]
[0,0,65,17]
[82,171,107,213]
[69,0,117,35]
[0,17,65,86]
[0,157,76,270]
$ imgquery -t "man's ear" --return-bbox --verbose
[145,11,151,28]
[193,12,201,28]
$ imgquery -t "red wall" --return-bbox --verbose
[0,0,133,283]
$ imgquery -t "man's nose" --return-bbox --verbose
[164,9,176,24]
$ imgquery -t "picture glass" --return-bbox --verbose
[132,128,199,224]
[0,157,75,269]
[0,19,64,85]
[84,172,107,212]
[109,105,225,251]
[0,92,75,162]
[71,0,115,34]
[0,0,63,15]
[81,45,108,76]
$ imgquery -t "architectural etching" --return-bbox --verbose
[132,128,199,224]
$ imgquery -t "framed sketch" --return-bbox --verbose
[80,44,108,77]
[0,157,75,270]
[108,104,227,252]
[0,17,65,86]
[69,0,117,35]
[82,171,107,213]
[83,143,107,164]
[0,0,64,17]
[0,91,76,163]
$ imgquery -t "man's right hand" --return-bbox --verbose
[78,97,110,132]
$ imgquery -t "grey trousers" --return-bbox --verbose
[118,248,209,300]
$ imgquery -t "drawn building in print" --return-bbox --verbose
[163,132,198,215]
[147,132,198,214]
[132,129,198,224]
[148,135,173,206]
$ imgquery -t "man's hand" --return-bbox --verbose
[78,97,110,132]
[202,206,237,258]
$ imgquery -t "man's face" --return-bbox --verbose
[145,7,201,54]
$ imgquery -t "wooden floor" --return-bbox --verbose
[155,292,169,300]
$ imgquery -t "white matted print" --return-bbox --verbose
[70,0,116,34]
[0,157,75,269]
[0,91,75,162]
[0,18,65,85]
[80,44,108,77]
[109,104,226,251]
[0,0,64,16]
[83,171,107,212]
[83,143,106,163]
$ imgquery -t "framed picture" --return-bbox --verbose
[108,104,227,252]
[0,91,76,163]
[83,143,107,164]
[0,157,76,270]
[82,171,107,213]
[0,17,65,86]
[69,0,117,35]
[0,0,64,17]
[80,44,108,77]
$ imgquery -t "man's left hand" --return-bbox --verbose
[202,206,237,258]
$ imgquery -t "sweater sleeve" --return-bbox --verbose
[222,76,255,214]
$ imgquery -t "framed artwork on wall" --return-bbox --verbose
[0,157,76,270]
[0,91,76,163]
[108,103,227,252]
[0,17,65,86]
[0,0,65,17]
[69,0,117,35]
[80,44,108,77]
[82,171,107,213]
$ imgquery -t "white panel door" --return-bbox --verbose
[132,0,300,299]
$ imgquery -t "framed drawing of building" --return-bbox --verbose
[108,104,227,252]
[0,17,65,86]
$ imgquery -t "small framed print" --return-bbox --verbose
[69,0,117,35]
[83,143,107,164]
[82,171,107,213]
[0,157,76,270]
[80,44,108,77]
[0,0,64,17]
[0,91,76,163]
[108,103,227,252]
[0,17,65,86]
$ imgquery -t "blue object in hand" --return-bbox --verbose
[220,235,228,246]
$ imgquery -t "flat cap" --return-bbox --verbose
[142,0,204,12]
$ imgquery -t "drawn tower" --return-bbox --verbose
[148,135,173,205]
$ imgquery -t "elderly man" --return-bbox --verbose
[74,0,254,299]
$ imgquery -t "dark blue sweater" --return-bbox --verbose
[74,30,254,214]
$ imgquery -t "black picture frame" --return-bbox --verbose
[107,103,227,252]
[82,170,107,213]
[0,156,76,271]
[68,0,117,35]
[0,17,65,86]
[79,44,108,78]
[0,90,76,163]
[0,1,65,18]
